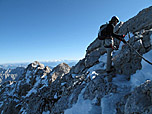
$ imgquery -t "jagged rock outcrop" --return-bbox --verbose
[119,6,152,34]
[49,63,71,82]
[0,67,25,85]
[0,61,72,114]
[113,25,152,76]
[117,80,152,114]
[0,6,152,114]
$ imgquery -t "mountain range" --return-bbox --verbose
[0,60,78,69]
[0,60,77,86]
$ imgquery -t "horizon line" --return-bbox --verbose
[0,59,79,65]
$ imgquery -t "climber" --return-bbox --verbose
[98,16,126,73]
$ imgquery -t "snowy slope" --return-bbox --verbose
[64,21,152,114]
[65,49,152,114]
[131,50,152,88]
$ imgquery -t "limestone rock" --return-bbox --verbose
[119,6,152,34]
[0,67,25,85]
[117,80,152,114]
[70,59,85,74]
[49,63,71,82]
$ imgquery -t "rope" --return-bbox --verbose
[127,32,152,65]
[126,42,152,65]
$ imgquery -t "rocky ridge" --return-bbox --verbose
[0,67,25,85]
[0,6,152,114]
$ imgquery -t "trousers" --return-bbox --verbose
[106,48,113,72]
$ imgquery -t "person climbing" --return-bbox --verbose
[98,16,126,73]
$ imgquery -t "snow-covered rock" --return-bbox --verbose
[0,61,72,114]
[0,67,25,85]
[117,80,152,114]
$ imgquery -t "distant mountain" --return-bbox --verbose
[0,60,78,70]
[0,67,25,85]
[41,60,78,68]
[0,63,28,69]
[0,60,77,85]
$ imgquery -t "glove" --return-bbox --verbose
[121,34,125,38]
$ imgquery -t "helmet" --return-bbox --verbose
[111,16,119,22]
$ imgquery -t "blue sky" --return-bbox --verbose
[0,0,151,64]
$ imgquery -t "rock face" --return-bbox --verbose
[0,61,72,114]
[0,67,25,85]
[1,6,152,114]
[113,29,152,75]
[117,80,152,114]
[49,63,71,82]
[119,6,152,34]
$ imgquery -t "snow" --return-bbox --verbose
[61,82,66,86]
[41,75,48,85]
[150,33,152,45]
[112,74,131,92]
[100,49,152,114]
[88,62,105,72]
[13,98,19,102]
[9,81,14,85]
[8,85,16,96]
[0,101,3,108]
[72,74,77,78]
[101,93,119,114]
[25,71,32,83]
[42,111,50,114]
[20,107,27,114]
[101,92,130,114]
[65,88,92,114]
[54,92,58,99]
[25,74,50,97]
[130,50,152,89]
[26,87,37,97]
[26,77,40,97]
[98,53,107,69]
[1,110,4,114]
[73,80,79,86]
[100,74,131,114]
[65,88,102,114]
[87,60,106,80]
[127,32,133,40]
[87,71,98,80]
[41,74,46,79]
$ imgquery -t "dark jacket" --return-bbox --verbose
[100,23,122,40]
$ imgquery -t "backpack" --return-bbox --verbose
[98,23,108,40]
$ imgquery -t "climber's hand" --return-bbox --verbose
[122,35,125,38]
[120,34,125,38]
